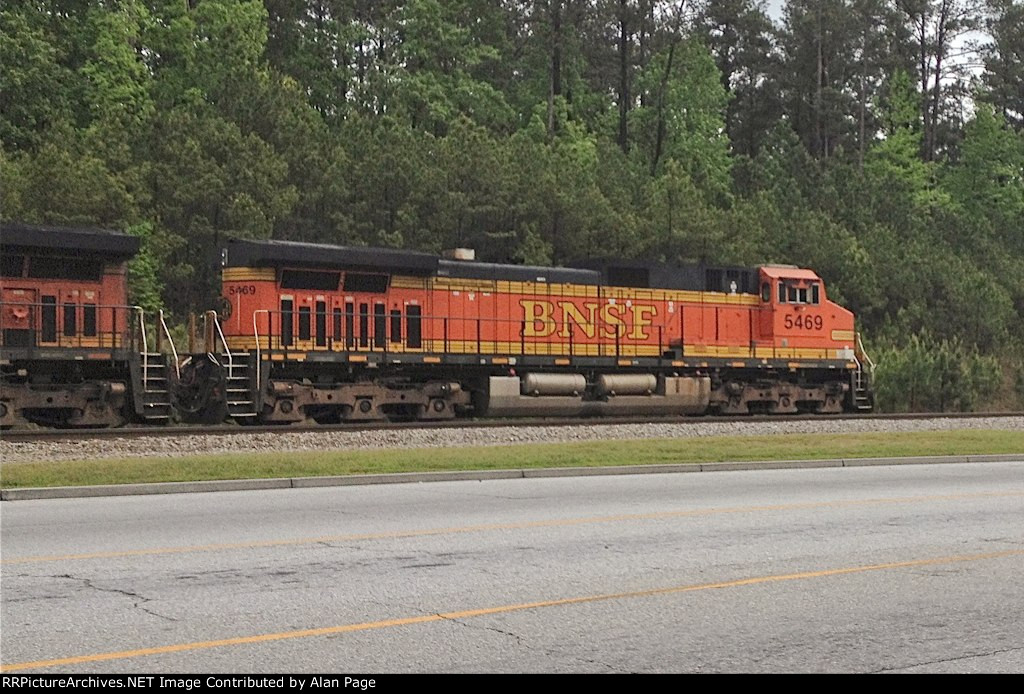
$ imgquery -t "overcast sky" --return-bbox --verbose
[764,0,784,21]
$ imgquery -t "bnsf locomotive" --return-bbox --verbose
[1,225,874,428]
[0,223,175,427]
[177,238,874,425]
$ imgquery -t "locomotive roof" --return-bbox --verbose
[0,222,140,258]
[437,259,601,285]
[222,238,770,291]
[760,266,820,280]
[573,259,760,293]
[224,238,440,276]
[224,238,601,283]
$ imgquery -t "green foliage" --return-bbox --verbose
[943,105,1024,225]
[124,221,163,313]
[873,334,1002,412]
[0,7,71,151]
[390,0,512,134]
[641,159,724,262]
[3,127,138,227]
[865,70,952,213]
[1015,358,1024,405]
[80,2,153,136]
[632,38,733,203]
[980,0,1024,130]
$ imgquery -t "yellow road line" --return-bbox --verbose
[2,548,1021,672]
[3,491,1020,565]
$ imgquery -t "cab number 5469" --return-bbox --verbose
[784,314,823,330]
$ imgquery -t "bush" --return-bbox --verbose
[873,334,1001,412]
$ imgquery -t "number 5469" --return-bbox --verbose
[784,314,822,330]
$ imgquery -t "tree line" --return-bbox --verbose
[2,0,1022,410]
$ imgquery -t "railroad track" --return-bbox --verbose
[3,411,1022,443]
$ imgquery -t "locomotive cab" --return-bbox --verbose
[757,265,872,412]
[758,266,850,353]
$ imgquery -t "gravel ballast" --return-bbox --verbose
[2,416,1022,464]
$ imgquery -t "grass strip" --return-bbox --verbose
[1,429,1021,489]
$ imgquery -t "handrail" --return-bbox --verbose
[223,309,678,358]
[856,332,875,373]
[0,301,138,350]
[209,310,234,381]
[159,310,180,379]
[205,306,869,365]
[253,309,270,393]
[201,311,216,362]
[134,306,148,388]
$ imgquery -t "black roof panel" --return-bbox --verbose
[222,239,756,291]
[574,259,758,293]
[224,239,439,276]
[1,222,139,258]
[437,260,601,285]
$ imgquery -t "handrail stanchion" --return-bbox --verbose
[158,310,180,379]
[210,310,234,381]
[253,309,270,396]
[134,307,148,390]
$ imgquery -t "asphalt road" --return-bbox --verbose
[2,462,1022,673]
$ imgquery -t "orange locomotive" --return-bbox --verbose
[0,224,176,427]
[190,238,874,424]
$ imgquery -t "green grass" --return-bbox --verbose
[2,429,1021,490]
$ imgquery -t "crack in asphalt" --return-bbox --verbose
[870,645,1024,673]
[570,655,634,674]
[439,614,527,647]
[435,612,631,673]
[51,574,178,622]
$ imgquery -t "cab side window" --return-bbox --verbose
[777,279,822,305]
[761,283,771,302]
